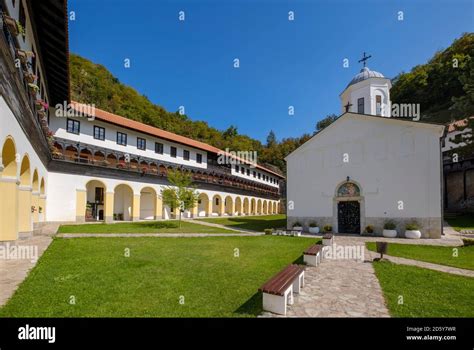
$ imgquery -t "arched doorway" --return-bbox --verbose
[334,181,363,234]
[18,155,32,233]
[263,200,268,215]
[257,199,262,215]
[212,194,223,216]
[235,197,242,216]
[198,193,210,217]
[243,198,249,216]
[250,198,256,215]
[86,180,107,221]
[140,187,156,220]
[0,137,18,240]
[114,184,134,221]
[224,196,233,216]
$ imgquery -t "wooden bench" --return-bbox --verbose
[322,233,334,246]
[259,264,305,315]
[303,244,323,266]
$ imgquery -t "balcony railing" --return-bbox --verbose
[51,137,280,198]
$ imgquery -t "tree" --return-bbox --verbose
[161,169,199,228]
[316,114,338,132]
[266,130,277,147]
[223,125,238,139]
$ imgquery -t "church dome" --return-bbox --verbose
[346,67,385,88]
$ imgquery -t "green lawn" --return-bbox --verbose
[57,220,235,234]
[366,242,474,270]
[0,236,316,317]
[446,214,474,232]
[197,214,286,232]
[373,261,474,317]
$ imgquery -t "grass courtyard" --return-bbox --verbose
[0,236,315,317]
[57,220,235,234]
[366,242,474,270]
[373,261,474,317]
[197,214,286,231]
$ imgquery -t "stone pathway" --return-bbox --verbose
[365,250,474,278]
[57,232,262,238]
[262,237,390,317]
[0,235,52,306]
[187,219,257,233]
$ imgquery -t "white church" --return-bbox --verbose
[286,60,445,238]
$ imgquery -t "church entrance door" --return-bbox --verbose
[337,201,360,234]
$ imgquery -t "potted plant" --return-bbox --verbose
[16,21,25,36]
[405,222,422,239]
[383,220,398,238]
[365,225,374,234]
[264,228,273,235]
[28,83,39,94]
[323,224,332,233]
[292,221,303,231]
[85,203,93,219]
[3,15,19,36]
[38,206,43,214]
[308,221,320,234]
[31,205,36,213]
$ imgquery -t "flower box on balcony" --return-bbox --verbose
[16,49,34,64]
[3,15,19,36]
[117,161,127,169]
[24,71,37,84]
[37,109,46,118]
[35,99,48,110]
[28,83,39,93]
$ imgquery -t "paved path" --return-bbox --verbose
[57,232,263,238]
[262,236,390,317]
[0,235,52,306]
[365,249,474,278]
[187,219,258,233]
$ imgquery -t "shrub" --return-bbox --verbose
[323,224,332,232]
[365,225,374,234]
[405,222,420,231]
[383,220,396,230]
[309,221,318,228]
[293,222,302,228]
[264,229,273,235]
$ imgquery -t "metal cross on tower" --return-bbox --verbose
[344,101,353,112]
[358,52,372,68]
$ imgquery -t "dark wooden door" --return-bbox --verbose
[337,201,360,234]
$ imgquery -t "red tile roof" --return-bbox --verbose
[71,101,284,178]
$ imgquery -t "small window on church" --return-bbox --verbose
[376,95,382,116]
[357,98,364,114]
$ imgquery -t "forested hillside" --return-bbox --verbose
[70,33,473,172]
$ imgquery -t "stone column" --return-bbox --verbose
[39,195,47,222]
[104,192,114,223]
[75,189,87,223]
[132,194,140,221]
[31,191,40,223]
[18,185,32,233]
[154,194,163,219]
[0,177,19,241]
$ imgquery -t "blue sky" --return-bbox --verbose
[68,0,473,143]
